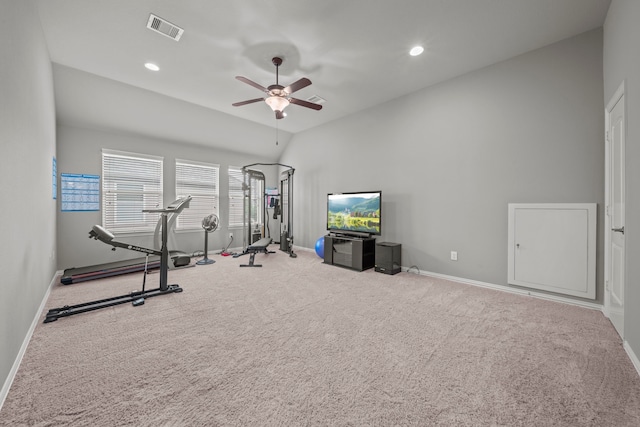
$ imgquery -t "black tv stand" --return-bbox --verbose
[324,234,375,271]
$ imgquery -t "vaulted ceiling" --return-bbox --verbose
[37,0,611,159]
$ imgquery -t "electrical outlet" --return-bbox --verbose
[229,232,233,240]
[450,251,458,261]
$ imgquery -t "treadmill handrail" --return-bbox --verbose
[143,195,192,214]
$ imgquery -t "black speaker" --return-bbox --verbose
[375,242,401,275]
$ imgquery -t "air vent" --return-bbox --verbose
[307,95,326,104]
[146,14,184,41]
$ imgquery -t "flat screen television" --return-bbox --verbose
[327,191,381,236]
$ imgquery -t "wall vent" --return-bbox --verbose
[146,14,184,41]
[307,95,326,104]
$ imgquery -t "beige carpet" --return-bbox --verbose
[1,247,640,426]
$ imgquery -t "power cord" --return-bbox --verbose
[407,265,421,275]
[218,235,235,256]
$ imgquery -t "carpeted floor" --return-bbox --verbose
[1,247,640,426]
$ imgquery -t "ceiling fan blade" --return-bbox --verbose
[289,97,323,111]
[284,78,312,94]
[235,76,268,93]
[232,98,264,107]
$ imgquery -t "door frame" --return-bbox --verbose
[603,80,625,329]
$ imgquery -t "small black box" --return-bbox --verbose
[375,242,401,275]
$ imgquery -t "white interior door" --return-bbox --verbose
[605,84,625,338]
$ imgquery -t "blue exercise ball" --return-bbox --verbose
[315,236,324,259]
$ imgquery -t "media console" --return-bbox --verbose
[324,234,376,271]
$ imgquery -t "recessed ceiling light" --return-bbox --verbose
[409,46,424,56]
[144,62,160,71]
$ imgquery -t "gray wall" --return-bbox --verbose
[0,0,57,399]
[57,125,280,270]
[603,0,640,359]
[281,29,605,302]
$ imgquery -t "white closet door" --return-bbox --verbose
[508,203,596,299]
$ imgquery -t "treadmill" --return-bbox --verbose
[61,196,192,285]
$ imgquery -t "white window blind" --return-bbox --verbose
[228,166,244,228]
[175,160,219,230]
[102,150,163,233]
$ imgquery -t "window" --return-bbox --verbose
[228,166,244,228]
[102,149,163,233]
[175,160,219,230]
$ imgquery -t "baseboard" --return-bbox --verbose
[405,267,603,311]
[0,270,62,411]
[624,341,640,378]
[293,245,315,254]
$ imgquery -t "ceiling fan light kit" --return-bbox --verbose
[232,57,323,119]
[264,96,290,113]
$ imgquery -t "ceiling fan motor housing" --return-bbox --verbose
[268,85,286,96]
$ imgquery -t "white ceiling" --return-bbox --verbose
[36,0,611,159]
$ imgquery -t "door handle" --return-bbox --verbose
[612,226,625,235]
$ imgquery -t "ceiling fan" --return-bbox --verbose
[232,57,323,119]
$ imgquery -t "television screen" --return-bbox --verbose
[327,191,381,235]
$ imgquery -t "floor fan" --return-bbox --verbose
[197,213,219,265]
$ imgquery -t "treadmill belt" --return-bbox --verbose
[61,257,161,285]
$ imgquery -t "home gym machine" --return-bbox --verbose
[232,163,296,266]
[44,197,189,323]
[233,167,272,267]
